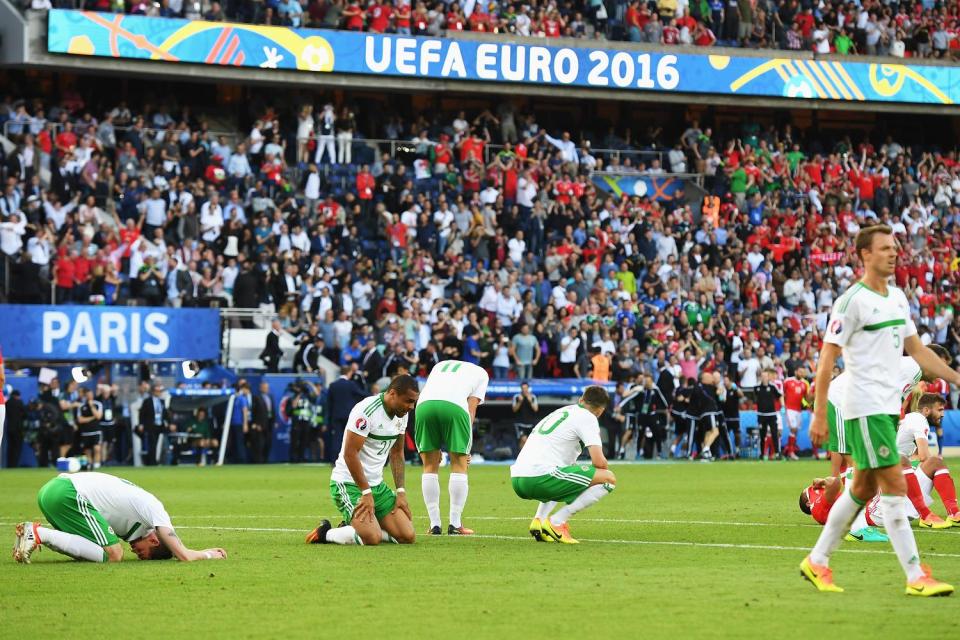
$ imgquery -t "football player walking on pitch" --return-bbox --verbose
[801,225,958,597]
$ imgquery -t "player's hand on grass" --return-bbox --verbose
[354,493,375,524]
[395,493,412,520]
[201,548,227,560]
[809,414,827,447]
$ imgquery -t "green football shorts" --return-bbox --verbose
[511,464,598,504]
[37,476,119,548]
[845,414,900,469]
[826,400,849,455]
[330,481,396,524]
[415,400,473,454]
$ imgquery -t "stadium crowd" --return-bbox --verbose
[2,92,960,460]
[20,0,960,57]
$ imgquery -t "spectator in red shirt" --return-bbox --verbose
[356,164,375,217]
[342,1,364,30]
[447,4,466,31]
[693,22,717,46]
[386,214,408,262]
[395,2,412,33]
[56,122,78,153]
[367,0,393,33]
[662,17,680,43]
[54,248,77,304]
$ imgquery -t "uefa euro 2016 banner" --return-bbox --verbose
[0,305,221,361]
[48,9,957,106]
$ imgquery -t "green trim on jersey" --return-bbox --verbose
[367,433,399,441]
[439,361,463,373]
[512,464,598,504]
[845,414,899,469]
[838,283,865,313]
[37,476,119,549]
[363,396,384,417]
[856,280,889,298]
[863,319,906,331]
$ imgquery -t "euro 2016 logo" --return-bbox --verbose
[356,417,368,431]
[830,319,843,335]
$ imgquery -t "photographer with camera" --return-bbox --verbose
[289,380,317,463]
[76,387,104,470]
[512,381,539,451]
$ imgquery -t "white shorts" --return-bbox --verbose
[785,409,802,431]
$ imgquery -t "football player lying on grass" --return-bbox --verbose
[13,472,227,563]
[799,474,888,542]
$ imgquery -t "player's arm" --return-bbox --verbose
[389,436,411,519]
[342,430,375,523]
[915,436,931,462]
[822,476,842,503]
[588,445,609,470]
[810,343,841,446]
[904,336,960,386]
[155,526,227,561]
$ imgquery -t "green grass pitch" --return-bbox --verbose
[2,461,959,638]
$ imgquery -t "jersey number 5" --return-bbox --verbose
[537,410,569,435]
[892,327,900,349]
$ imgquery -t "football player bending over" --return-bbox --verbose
[898,392,960,526]
[511,386,616,545]
[13,472,227,563]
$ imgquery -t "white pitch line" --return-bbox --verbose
[98,524,960,559]
[163,514,960,535]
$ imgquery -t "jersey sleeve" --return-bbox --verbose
[138,495,174,531]
[901,413,929,444]
[899,357,922,389]
[344,404,370,438]
[469,367,489,403]
[577,413,603,449]
[824,296,858,347]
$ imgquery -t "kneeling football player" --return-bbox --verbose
[306,375,419,546]
[13,472,227,563]
[510,385,616,544]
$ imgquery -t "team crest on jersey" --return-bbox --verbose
[878,446,890,457]
[830,319,842,334]
[355,417,368,431]
[581,465,589,472]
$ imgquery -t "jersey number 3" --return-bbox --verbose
[537,410,569,435]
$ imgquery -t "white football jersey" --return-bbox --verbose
[510,404,602,478]
[823,282,917,418]
[65,472,173,542]
[332,393,408,486]
[827,356,921,411]
[417,360,489,413]
[897,412,930,457]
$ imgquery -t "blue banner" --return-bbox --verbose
[47,10,958,105]
[592,174,684,200]
[0,304,221,361]
[483,378,617,399]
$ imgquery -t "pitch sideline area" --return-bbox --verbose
[1,463,958,637]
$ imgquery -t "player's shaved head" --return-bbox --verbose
[388,374,419,396]
[384,374,420,418]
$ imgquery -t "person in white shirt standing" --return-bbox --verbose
[802,225,959,596]
[415,360,489,535]
[13,472,227,564]
[511,386,616,544]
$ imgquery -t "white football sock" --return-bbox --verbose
[449,473,469,528]
[550,484,613,526]
[325,526,361,545]
[381,530,398,544]
[880,495,925,582]
[535,501,557,521]
[37,526,106,562]
[810,490,863,566]
[422,473,441,528]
